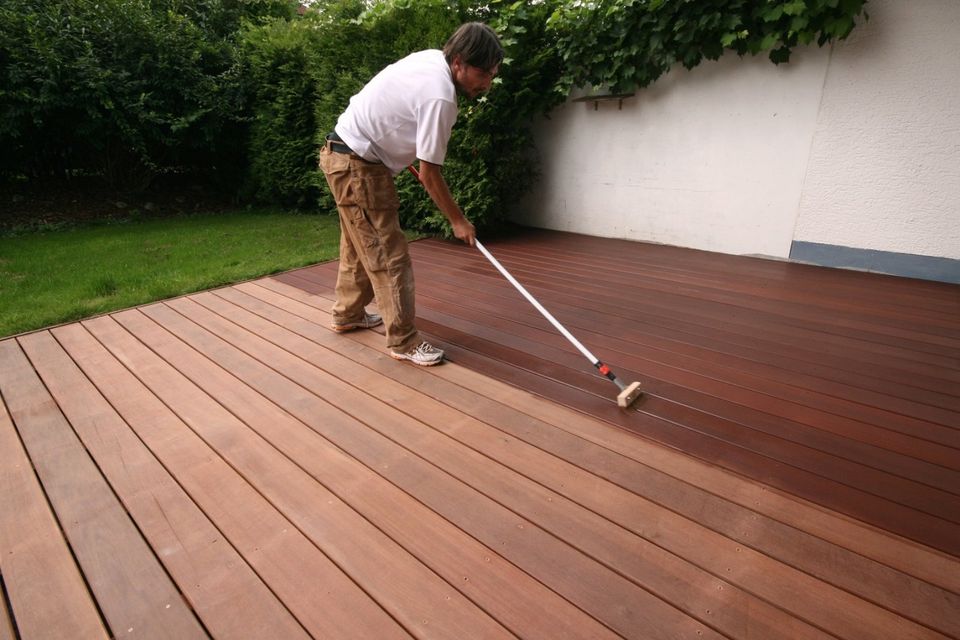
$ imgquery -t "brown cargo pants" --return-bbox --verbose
[319,143,420,354]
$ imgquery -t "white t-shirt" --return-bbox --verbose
[335,50,458,175]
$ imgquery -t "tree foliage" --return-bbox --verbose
[240,0,473,209]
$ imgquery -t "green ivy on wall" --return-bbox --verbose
[546,0,868,96]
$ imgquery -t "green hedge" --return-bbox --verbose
[240,0,564,233]
[0,0,291,189]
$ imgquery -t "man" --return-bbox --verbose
[319,22,503,366]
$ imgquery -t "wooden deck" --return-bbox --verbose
[1,229,958,639]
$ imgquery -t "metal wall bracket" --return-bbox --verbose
[572,93,635,110]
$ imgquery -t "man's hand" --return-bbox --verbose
[417,160,477,246]
[451,217,476,246]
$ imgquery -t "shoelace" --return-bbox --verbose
[415,342,442,357]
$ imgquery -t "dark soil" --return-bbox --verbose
[1,175,239,234]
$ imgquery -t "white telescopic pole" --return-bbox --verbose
[474,239,601,367]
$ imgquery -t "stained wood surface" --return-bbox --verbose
[0,389,108,640]
[0,590,14,640]
[1,229,957,639]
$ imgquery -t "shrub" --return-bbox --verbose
[241,0,562,235]
[0,0,292,190]
[241,14,329,207]
[396,0,566,235]
[242,0,470,214]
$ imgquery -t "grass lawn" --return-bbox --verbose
[0,209,344,338]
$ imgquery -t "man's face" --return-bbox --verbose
[452,55,499,99]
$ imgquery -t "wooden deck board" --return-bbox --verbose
[0,339,206,639]
[0,376,109,640]
[196,286,810,640]
[19,328,313,640]
[154,292,720,640]
[126,297,617,640]
[253,276,960,635]
[82,313,498,640]
[226,280,949,640]
[56,318,410,640]
[405,237,960,554]
[0,584,14,640]
[1,229,958,639]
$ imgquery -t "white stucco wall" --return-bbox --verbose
[793,0,960,260]
[516,0,960,262]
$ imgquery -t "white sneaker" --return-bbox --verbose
[331,313,383,333]
[390,341,444,366]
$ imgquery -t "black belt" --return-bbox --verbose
[326,132,354,155]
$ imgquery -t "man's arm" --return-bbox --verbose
[417,160,476,246]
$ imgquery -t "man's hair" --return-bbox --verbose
[443,22,504,71]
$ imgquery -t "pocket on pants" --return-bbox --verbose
[352,168,400,212]
[320,148,355,205]
[345,206,387,271]
[350,164,404,272]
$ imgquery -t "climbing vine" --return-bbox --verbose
[545,0,869,95]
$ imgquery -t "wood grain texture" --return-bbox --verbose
[20,328,312,640]
[0,343,109,640]
[0,339,206,640]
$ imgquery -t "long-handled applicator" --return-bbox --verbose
[409,165,643,408]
